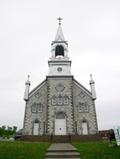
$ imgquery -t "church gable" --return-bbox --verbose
[73,79,92,98]
[28,80,47,104]
[27,80,47,114]
[29,79,47,97]
[73,79,93,114]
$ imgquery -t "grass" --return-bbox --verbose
[0,141,50,159]
[1,140,120,159]
[73,141,120,159]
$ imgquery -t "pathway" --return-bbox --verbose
[45,143,81,159]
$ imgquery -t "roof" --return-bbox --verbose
[54,23,65,41]
[73,78,92,97]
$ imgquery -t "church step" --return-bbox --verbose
[50,135,70,143]
[45,143,80,159]
[46,158,80,159]
[20,134,101,142]
[47,149,77,152]
[45,152,80,158]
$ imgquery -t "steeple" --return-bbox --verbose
[24,75,31,101]
[89,74,96,100]
[54,17,65,41]
[51,18,68,59]
[48,18,71,76]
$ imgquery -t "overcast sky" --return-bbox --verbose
[0,0,120,130]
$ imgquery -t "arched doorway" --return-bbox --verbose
[55,112,66,135]
[33,119,39,135]
[82,120,88,135]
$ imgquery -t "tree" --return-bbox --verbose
[13,126,17,133]
[0,125,17,138]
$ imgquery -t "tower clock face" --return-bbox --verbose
[57,67,62,72]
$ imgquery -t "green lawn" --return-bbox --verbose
[0,141,49,159]
[73,141,120,159]
[1,141,120,159]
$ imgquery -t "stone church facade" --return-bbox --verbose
[23,19,98,136]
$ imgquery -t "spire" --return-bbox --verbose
[24,75,31,101]
[54,17,65,41]
[49,18,71,75]
[89,74,96,100]
[26,75,30,85]
[90,74,94,84]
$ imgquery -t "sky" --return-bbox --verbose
[0,0,120,130]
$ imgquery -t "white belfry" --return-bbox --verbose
[24,75,31,101]
[89,74,96,100]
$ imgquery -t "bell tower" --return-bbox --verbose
[48,18,72,76]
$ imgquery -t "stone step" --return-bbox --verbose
[51,137,70,143]
[46,158,80,159]
[20,134,101,142]
[45,143,81,159]
[45,152,80,158]
[47,149,78,152]
[47,143,77,151]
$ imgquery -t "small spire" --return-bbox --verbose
[54,17,65,41]
[89,74,96,100]
[26,75,30,85]
[90,74,92,79]
[27,75,30,81]
[57,17,63,25]
[24,75,31,101]
[90,74,94,84]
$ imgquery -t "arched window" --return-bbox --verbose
[55,45,64,57]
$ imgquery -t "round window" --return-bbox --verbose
[57,67,62,72]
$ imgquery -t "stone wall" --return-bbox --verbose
[23,77,98,136]
[47,76,74,135]
[23,80,47,135]
[73,79,98,135]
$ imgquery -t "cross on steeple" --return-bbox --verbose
[57,17,63,25]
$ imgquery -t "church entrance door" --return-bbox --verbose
[33,122,39,135]
[82,121,88,135]
[55,112,66,135]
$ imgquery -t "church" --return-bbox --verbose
[23,18,98,136]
